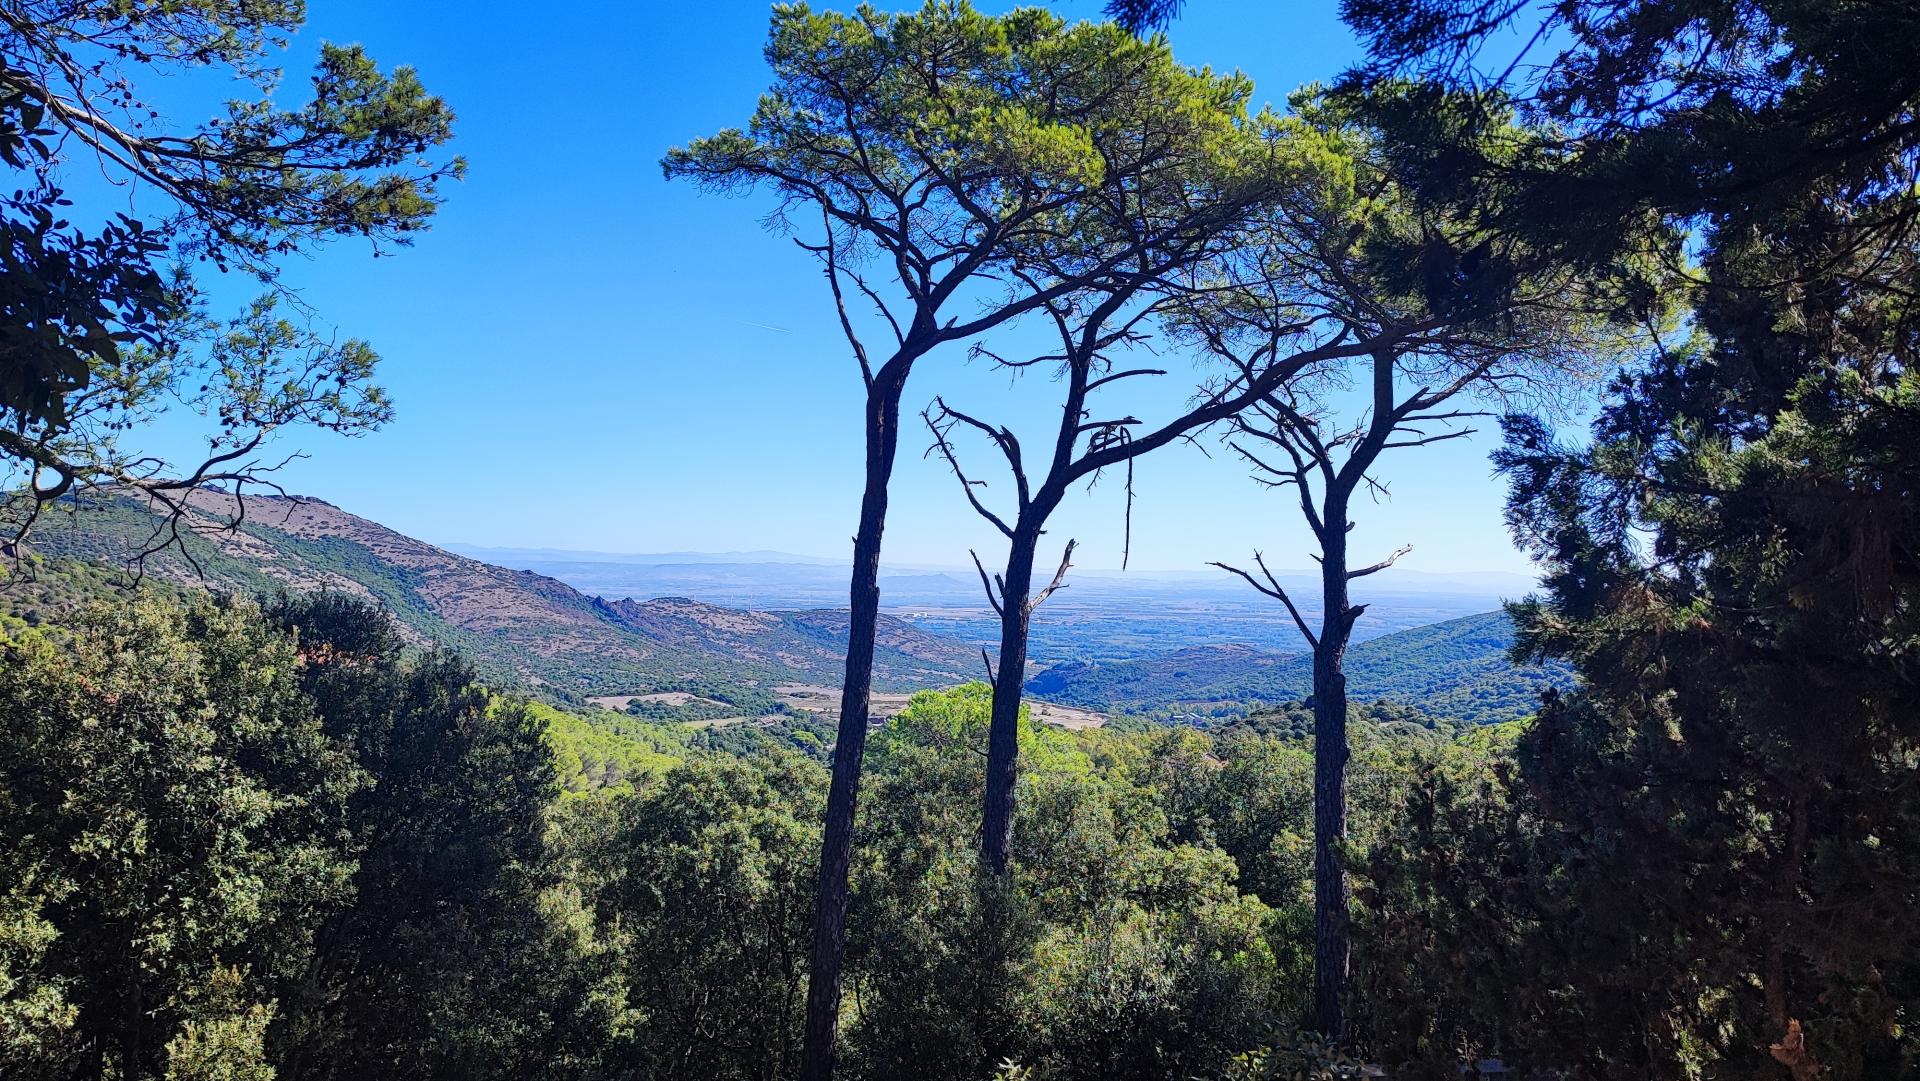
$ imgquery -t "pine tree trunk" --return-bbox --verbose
[801,369,906,1081]
[1311,500,1353,1041]
[124,973,144,1079]
[981,526,1040,878]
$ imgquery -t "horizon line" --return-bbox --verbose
[439,540,1541,581]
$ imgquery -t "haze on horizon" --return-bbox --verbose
[442,540,1544,591]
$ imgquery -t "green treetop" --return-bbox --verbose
[664,9,1295,1077]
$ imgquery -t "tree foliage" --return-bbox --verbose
[666,7,1298,1073]
[0,0,461,549]
[843,684,1287,1081]
[0,595,360,1079]
[260,593,599,1081]
[569,752,824,1081]
[1191,85,1634,1039]
[0,592,631,1080]
[664,1,1280,330]
[9,3,1920,1079]
[1320,1,1920,1077]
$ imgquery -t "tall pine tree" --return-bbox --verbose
[1337,1,1920,1075]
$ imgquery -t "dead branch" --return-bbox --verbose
[1209,551,1319,648]
[1085,366,1169,393]
[1380,428,1478,450]
[923,406,1016,537]
[797,205,875,386]
[970,549,1006,618]
[1348,544,1413,580]
[1028,539,1078,612]
[932,397,1029,507]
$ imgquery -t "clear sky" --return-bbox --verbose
[134,0,1569,575]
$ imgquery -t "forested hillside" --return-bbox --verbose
[0,589,1509,1081]
[19,495,1549,728]
[1028,612,1568,724]
[3,0,1916,1078]
[23,493,978,699]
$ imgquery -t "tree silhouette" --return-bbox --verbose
[663,6,1288,1076]
[923,107,1473,887]
[1195,98,1627,1040]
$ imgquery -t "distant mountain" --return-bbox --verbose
[1025,611,1572,725]
[447,544,1540,596]
[20,496,1562,724]
[459,547,1540,662]
[447,544,847,567]
[23,493,978,699]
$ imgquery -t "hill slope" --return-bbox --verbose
[1025,611,1570,725]
[22,492,978,699]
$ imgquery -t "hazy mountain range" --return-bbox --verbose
[15,493,1562,725]
[444,544,1542,662]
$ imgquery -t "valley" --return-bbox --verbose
[0,0,1901,1074]
[452,543,1535,661]
[15,491,1562,729]
[1024,611,1571,726]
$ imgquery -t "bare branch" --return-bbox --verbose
[801,205,875,387]
[1348,544,1413,580]
[970,548,1006,618]
[842,266,905,347]
[1381,428,1479,450]
[1028,539,1078,612]
[1209,551,1319,648]
[922,405,1016,537]
[931,396,1030,508]
[1084,367,1168,393]
[971,343,1062,371]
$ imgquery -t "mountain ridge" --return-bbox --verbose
[19,493,1559,726]
[446,543,1540,592]
[23,492,979,700]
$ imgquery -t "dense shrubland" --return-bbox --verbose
[0,589,1572,1080]
[32,585,1887,1079]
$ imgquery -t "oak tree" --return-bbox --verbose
[0,596,362,1079]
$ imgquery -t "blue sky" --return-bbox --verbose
[131,0,1565,575]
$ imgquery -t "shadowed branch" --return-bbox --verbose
[1209,551,1319,648]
